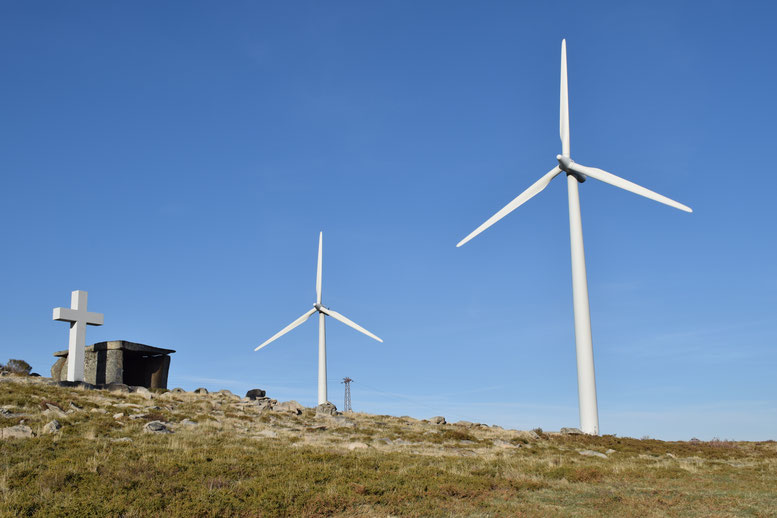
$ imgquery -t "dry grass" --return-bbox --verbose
[1,376,776,517]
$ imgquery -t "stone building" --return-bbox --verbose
[51,340,175,389]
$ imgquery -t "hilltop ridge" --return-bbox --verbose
[1,374,775,516]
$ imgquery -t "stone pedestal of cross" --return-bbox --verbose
[53,290,104,382]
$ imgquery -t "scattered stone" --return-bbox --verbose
[666,453,677,459]
[194,387,209,394]
[106,383,131,394]
[0,408,15,418]
[454,449,477,457]
[606,449,616,455]
[689,437,701,443]
[111,437,133,443]
[180,419,198,427]
[460,440,475,445]
[44,403,67,419]
[521,430,541,441]
[393,438,411,446]
[316,402,337,416]
[134,386,153,399]
[216,389,238,399]
[90,408,107,414]
[245,389,266,400]
[374,437,393,445]
[327,416,356,429]
[128,413,147,420]
[144,421,173,434]
[2,424,34,439]
[114,402,142,409]
[113,413,124,419]
[43,420,61,434]
[256,429,277,438]
[430,416,446,425]
[254,399,275,412]
[69,402,83,411]
[346,442,369,451]
[171,388,185,393]
[56,380,97,390]
[561,427,584,435]
[493,439,515,449]
[274,400,303,415]
[455,420,475,428]
[579,449,608,459]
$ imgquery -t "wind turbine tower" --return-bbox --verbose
[457,40,692,435]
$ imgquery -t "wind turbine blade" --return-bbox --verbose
[318,306,383,343]
[316,232,323,304]
[457,166,562,247]
[567,162,693,213]
[255,308,317,351]
[560,39,570,157]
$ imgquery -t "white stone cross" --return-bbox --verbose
[53,290,104,382]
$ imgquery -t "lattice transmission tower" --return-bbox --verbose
[341,377,353,413]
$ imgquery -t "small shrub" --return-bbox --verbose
[2,359,32,375]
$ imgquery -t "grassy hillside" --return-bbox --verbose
[1,375,775,517]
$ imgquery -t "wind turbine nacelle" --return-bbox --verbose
[557,154,586,183]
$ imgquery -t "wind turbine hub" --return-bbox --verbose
[556,154,586,183]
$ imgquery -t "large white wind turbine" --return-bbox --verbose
[457,40,692,435]
[255,233,383,406]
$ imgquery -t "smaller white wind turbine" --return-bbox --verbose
[255,232,383,406]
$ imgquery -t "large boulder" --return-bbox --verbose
[316,402,337,416]
[561,427,583,435]
[245,389,266,400]
[50,357,66,380]
[194,387,209,394]
[514,430,541,441]
[273,400,303,415]
[430,416,446,425]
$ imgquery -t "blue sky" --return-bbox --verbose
[1,1,775,440]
